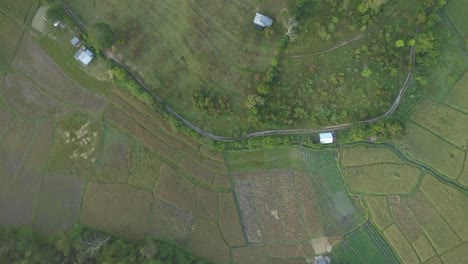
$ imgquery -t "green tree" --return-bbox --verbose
[394,39,405,48]
[88,22,114,51]
[46,3,67,22]
[361,68,372,78]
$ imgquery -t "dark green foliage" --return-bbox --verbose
[338,118,404,143]
[0,226,210,264]
[46,3,68,23]
[192,89,232,116]
[88,23,114,51]
[109,64,154,106]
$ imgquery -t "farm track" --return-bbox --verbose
[59,1,419,142]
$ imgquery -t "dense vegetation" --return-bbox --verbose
[0,226,210,264]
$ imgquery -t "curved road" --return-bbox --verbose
[59,1,420,142]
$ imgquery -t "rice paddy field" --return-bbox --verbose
[1,1,468,264]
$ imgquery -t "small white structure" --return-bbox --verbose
[70,37,80,47]
[314,255,331,264]
[74,47,94,66]
[253,13,273,30]
[319,132,334,144]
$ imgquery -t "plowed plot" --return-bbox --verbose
[80,183,152,240]
[12,36,105,112]
[0,120,36,184]
[341,145,402,166]
[218,192,245,247]
[295,172,324,237]
[1,72,67,119]
[0,122,53,227]
[34,174,83,233]
[147,197,193,245]
[234,169,311,246]
[344,163,421,194]
[188,218,230,264]
[410,100,468,149]
[194,186,217,220]
[178,156,216,185]
[0,14,22,64]
[154,164,195,210]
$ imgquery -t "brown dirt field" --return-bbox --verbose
[232,170,270,182]
[390,197,424,242]
[231,246,269,264]
[0,119,36,182]
[264,241,314,259]
[147,197,193,245]
[249,181,284,243]
[100,125,130,169]
[153,164,196,210]
[0,122,54,227]
[234,182,263,244]
[194,186,218,220]
[213,174,232,189]
[12,35,105,112]
[218,192,246,247]
[80,183,152,240]
[34,174,83,234]
[1,72,68,119]
[295,172,324,238]
[178,156,216,185]
[272,170,308,242]
[188,217,230,264]
[104,105,182,162]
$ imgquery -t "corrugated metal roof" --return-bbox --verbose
[74,49,94,66]
[253,13,273,27]
[319,132,333,144]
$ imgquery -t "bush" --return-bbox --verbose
[88,23,114,51]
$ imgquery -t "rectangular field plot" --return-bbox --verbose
[267,148,307,171]
[442,243,468,264]
[341,145,402,166]
[344,163,421,194]
[383,224,419,263]
[445,0,468,43]
[404,192,461,253]
[389,199,424,243]
[364,196,393,230]
[421,175,468,241]
[305,151,365,235]
[0,0,32,23]
[331,223,400,264]
[33,174,83,234]
[412,235,436,262]
[188,218,230,264]
[1,72,68,119]
[218,192,245,247]
[395,122,464,179]
[445,72,468,112]
[410,100,468,149]
[127,143,161,190]
[80,183,152,240]
[0,14,22,65]
[12,36,105,112]
[227,150,267,171]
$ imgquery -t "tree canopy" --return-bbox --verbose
[88,22,114,51]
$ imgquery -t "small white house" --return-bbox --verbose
[70,37,80,47]
[253,13,273,30]
[319,132,334,144]
[74,48,94,66]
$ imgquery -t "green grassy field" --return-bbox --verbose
[445,71,468,113]
[0,13,22,65]
[0,0,33,23]
[341,145,402,166]
[445,0,468,45]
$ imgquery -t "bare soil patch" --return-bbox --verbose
[188,217,230,264]
[218,192,246,247]
[153,164,196,210]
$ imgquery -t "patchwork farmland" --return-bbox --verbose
[0,0,468,263]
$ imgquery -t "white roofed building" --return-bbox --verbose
[74,48,94,66]
[253,13,273,30]
[319,132,334,144]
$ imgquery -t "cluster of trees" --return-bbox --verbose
[0,226,209,264]
[192,89,232,116]
[337,118,404,143]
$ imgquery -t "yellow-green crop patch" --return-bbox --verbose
[410,100,468,149]
[341,145,402,166]
[344,163,421,194]
[0,0,33,23]
[421,175,468,241]
[445,72,468,112]
[395,122,464,179]
[405,192,461,254]
[383,224,419,264]
[0,13,22,65]
[412,235,436,262]
[364,196,393,230]
[441,243,468,264]
[188,217,230,264]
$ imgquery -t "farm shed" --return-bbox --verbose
[74,48,94,66]
[253,13,273,30]
[319,132,334,144]
[70,37,80,47]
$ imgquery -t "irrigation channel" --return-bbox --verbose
[59,0,420,142]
